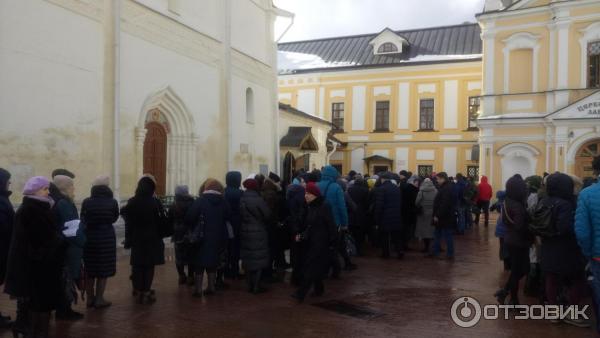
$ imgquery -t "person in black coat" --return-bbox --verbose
[169,185,195,286]
[374,172,404,259]
[121,177,165,304]
[495,174,533,306]
[540,173,588,319]
[261,178,287,281]
[81,176,120,309]
[431,172,457,259]
[225,171,243,279]
[185,179,230,297]
[292,182,337,302]
[0,169,14,327]
[287,183,307,286]
[5,176,65,337]
[240,178,271,294]
[348,177,369,256]
[401,176,419,251]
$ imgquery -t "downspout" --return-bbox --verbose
[113,0,121,203]
[326,140,339,165]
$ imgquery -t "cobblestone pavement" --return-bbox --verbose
[0,220,596,337]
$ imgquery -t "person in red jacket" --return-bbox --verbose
[475,176,493,227]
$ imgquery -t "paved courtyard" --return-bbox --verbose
[0,221,596,338]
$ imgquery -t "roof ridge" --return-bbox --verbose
[278,22,479,46]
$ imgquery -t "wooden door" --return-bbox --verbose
[143,122,167,196]
[576,140,600,180]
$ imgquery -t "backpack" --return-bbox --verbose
[528,201,558,237]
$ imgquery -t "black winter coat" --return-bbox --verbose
[240,190,271,271]
[348,182,369,230]
[225,172,243,237]
[169,195,195,244]
[401,183,419,226]
[185,193,230,268]
[4,197,65,311]
[0,169,14,285]
[301,197,337,281]
[433,181,457,229]
[539,173,585,275]
[81,185,119,278]
[503,175,533,248]
[374,181,403,232]
[121,190,165,267]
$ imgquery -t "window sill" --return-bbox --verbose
[332,129,345,134]
[371,130,391,133]
[414,129,438,132]
[464,127,479,132]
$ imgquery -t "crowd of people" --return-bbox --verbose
[2,159,600,336]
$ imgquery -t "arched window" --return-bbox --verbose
[246,87,254,124]
[377,43,398,54]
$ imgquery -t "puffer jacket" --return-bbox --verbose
[239,190,271,271]
[576,182,600,259]
[316,166,348,228]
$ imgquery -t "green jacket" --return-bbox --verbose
[55,198,86,279]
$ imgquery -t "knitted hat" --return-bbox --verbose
[23,176,50,196]
[305,182,321,197]
[92,175,110,187]
[243,178,259,191]
[436,172,449,180]
[175,185,189,197]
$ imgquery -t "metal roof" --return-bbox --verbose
[278,23,482,74]
[280,126,319,150]
[279,102,332,126]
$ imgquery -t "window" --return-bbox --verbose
[377,43,398,54]
[331,102,344,131]
[375,101,390,131]
[467,166,480,181]
[468,96,480,130]
[246,88,254,124]
[419,99,435,130]
[373,165,389,174]
[589,41,600,88]
[418,165,433,178]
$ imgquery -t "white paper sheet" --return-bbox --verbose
[63,219,80,237]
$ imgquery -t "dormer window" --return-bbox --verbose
[377,43,398,54]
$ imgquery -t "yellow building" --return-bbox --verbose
[477,0,600,190]
[277,23,484,179]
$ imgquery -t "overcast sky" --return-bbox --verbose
[274,0,486,42]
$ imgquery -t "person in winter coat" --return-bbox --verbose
[261,178,287,281]
[225,171,243,279]
[240,178,271,294]
[401,176,419,251]
[374,172,403,259]
[415,178,437,253]
[121,177,165,304]
[431,172,457,259]
[292,183,337,302]
[453,174,468,234]
[185,179,230,297]
[53,175,86,321]
[490,191,510,271]
[287,182,306,286]
[81,175,119,309]
[168,185,195,285]
[575,156,600,333]
[494,174,533,306]
[539,173,589,327]
[475,176,493,227]
[348,177,369,256]
[317,166,348,229]
[5,177,65,337]
[0,169,14,327]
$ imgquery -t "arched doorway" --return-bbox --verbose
[143,122,167,196]
[576,139,600,180]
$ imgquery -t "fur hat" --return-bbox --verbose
[305,182,321,197]
[52,168,75,179]
[92,175,110,187]
[53,175,74,197]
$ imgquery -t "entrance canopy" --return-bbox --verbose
[280,127,319,151]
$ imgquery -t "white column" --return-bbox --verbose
[398,83,409,129]
[555,9,571,109]
[135,128,147,179]
[481,25,496,117]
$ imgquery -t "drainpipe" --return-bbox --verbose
[326,140,339,165]
[113,0,121,203]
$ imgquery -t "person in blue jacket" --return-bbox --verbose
[575,155,600,333]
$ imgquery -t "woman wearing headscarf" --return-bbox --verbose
[0,169,14,327]
[81,175,119,308]
[53,175,86,321]
[414,178,437,253]
[5,177,65,337]
[121,177,165,304]
[495,175,533,306]
[240,178,271,294]
[185,179,230,297]
[169,185,195,286]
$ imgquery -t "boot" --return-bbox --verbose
[204,273,216,296]
[215,270,229,290]
[494,288,508,305]
[176,264,187,285]
[86,278,96,308]
[251,270,266,294]
[94,278,112,309]
[192,271,204,298]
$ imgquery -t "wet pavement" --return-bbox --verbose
[0,219,597,337]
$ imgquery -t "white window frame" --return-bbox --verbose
[580,22,600,88]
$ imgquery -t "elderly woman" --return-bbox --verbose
[81,176,119,309]
[415,178,437,254]
[169,185,195,286]
[5,177,65,337]
[53,175,86,321]
[0,169,14,328]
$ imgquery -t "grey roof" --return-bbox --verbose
[278,23,482,74]
[280,127,318,150]
[279,102,332,126]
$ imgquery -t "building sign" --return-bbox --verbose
[577,101,600,115]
